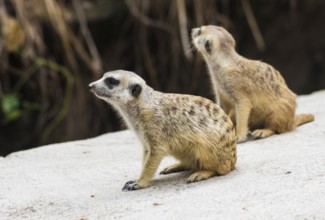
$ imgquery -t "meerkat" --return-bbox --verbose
[192,25,314,142]
[89,70,236,191]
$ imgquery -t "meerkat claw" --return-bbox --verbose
[122,180,143,191]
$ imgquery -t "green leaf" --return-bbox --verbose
[1,93,21,121]
[5,109,21,121]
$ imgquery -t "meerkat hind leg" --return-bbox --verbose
[251,114,281,139]
[251,129,274,139]
[186,170,217,183]
[160,163,188,175]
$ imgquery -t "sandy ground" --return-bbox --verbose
[1,91,325,220]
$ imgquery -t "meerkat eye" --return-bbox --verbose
[104,77,120,88]
[205,40,212,53]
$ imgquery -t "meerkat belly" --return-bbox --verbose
[158,114,232,155]
[249,107,272,130]
[165,136,234,170]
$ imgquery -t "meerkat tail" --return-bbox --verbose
[294,114,315,127]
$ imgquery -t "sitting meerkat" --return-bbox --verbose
[89,70,236,191]
[192,25,314,142]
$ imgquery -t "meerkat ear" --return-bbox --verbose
[130,84,142,98]
[228,35,236,48]
[225,31,236,48]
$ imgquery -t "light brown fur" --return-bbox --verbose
[89,70,236,191]
[192,25,314,142]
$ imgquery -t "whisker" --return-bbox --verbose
[185,45,197,55]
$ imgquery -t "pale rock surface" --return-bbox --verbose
[1,91,325,220]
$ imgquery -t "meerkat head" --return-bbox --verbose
[191,25,236,58]
[89,70,146,106]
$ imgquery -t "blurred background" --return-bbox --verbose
[0,0,324,156]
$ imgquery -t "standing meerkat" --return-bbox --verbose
[89,70,236,191]
[192,25,314,142]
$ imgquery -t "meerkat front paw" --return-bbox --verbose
[122,180,144,191]
[236,124,250,143]
[237,134,248,143]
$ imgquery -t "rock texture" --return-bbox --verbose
[1,91,325,220]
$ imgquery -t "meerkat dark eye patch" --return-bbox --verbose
[129,84,142,98]
[104,77,120,89]
[205,40,212,53]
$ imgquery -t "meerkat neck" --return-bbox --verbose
[218,48,241,66]
[207,48,243,72]
[117,87,155,132]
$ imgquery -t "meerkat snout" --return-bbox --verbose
[88,81,101,94]
[88,77,113,100]
[88,83,94,90]
[191,28,201,38]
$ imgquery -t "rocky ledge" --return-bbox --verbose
[1,91,325,219]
